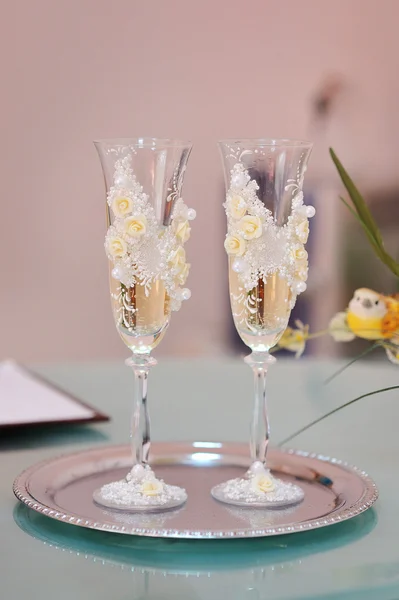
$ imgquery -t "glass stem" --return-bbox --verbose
[125,354,157,467]
[244,351,276,465]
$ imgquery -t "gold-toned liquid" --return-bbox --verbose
[110,276,171,354]
[229,260,292,352]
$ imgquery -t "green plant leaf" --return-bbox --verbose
[278,385,399,446]
[330,148,399,277]
[330,148,381,242]
[339,196,386,261]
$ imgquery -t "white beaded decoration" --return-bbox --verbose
[249,460,266,475]
[224,162,315,309]
[105,156,196,314]
[129,463,146,481]
[232,257,248,274]
[181,288,191,301]
[111,265,123,280]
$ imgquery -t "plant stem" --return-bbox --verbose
[324,343,380,385]
[279,385,399,447]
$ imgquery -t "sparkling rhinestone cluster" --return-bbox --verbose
[224,163,315,308]
[212,460,304,506]
[97,464,187,508]
[104,156,196,311]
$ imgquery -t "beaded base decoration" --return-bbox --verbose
[211,461,304,508]
[93,464,187,512]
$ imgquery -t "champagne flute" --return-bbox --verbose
[93,138,194,512]
[212,138,314,508]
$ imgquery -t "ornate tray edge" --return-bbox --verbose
[12,444,379,539]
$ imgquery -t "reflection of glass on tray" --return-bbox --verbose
[0,360,108,429]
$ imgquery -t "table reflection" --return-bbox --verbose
[14,503,376,598]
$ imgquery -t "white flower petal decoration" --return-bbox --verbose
[228,194,247,219]
[238,215,263,240]
[296,219,309,244]
[107,235,127,258]
[291,245,308,262]
[251,473,275,494]
[112,196,133,217]
[177,262,190,285]
[140,478,164,496]
[329,312,356,342]
[169,246,186,271]
[175,219,191,243]
[224,234,246,256]
[124,214,147,238]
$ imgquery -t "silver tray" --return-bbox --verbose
[13,442,378,539]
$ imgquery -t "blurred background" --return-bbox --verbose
[1,0,399,363]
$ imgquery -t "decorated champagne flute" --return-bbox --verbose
[93,138,194,512]
[212,138,314,507]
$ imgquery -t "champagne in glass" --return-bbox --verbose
[213,138,314,507]
[110,277,171,354]
[229,266,293,352]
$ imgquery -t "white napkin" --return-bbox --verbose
[0,360,95,426]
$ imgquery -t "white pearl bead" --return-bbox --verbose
[111,266,123,280]
[180,205,189,219]
[295,281,307,293]
[115,174,132,188]
[131,464,145,480]
[306,205,316,218]
[181,288,191,301]
[250,461,266,475]
[187,208,196,221]
[231,173,247,188]
[232,258,248,273]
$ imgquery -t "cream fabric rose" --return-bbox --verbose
[291,246,308,262]
[175,219,191,243]
[177,262,190,285]
[295,260,308,282]
[228,194,247,219]
[251,473,275,494]
[328,312,356,342]
[296,270,308,282]
[112,196,133,217]
[224,234,246,256]
[296,220,309,244]
[140,478,164,496]
[169,246,186,272]
[124,214,147,238]
[107,236,127,258]
[238,215,262,240]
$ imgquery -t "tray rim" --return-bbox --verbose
[13,442,379,539]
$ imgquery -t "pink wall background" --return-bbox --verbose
[1,0,399,362]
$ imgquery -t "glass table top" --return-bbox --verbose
[2,358,399,599]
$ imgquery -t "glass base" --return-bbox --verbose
[211,464,304,508]
[93,464,187,513]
